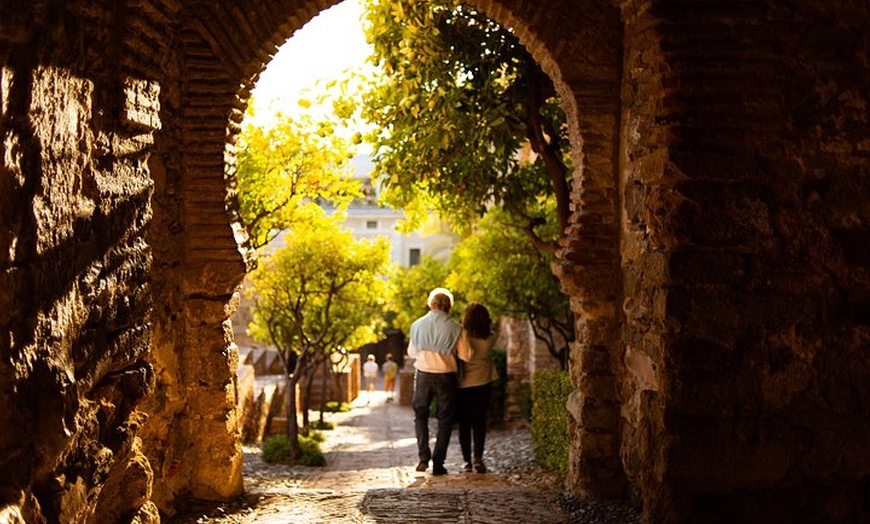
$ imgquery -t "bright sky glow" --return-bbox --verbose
[248,0,373,128]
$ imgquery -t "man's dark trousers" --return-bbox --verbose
[412,370,458,469]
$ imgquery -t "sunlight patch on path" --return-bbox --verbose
[244,391,571,522]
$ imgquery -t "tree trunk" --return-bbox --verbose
[285,372,300,460]
[319,363,329,427]
[301,374,313,434]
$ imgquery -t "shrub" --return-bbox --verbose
[530,370,572,477]
[325,401,351,413]
[298,434,326,466]
[261,435,292,464]
[311,419,335,430]
[261,434,325,466]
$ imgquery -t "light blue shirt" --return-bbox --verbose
[409,310,461,356]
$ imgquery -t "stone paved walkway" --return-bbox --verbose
[172,387,641,523]
[244,388,572,523]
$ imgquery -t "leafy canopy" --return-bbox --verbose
[236,108,361,249]
[446,205,563,320]
[357,0,571,251]
[247,214,393,359]
[446,204,572,368]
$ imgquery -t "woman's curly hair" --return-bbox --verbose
[462,302,493,339]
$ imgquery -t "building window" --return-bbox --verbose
[366,220,377,230]
[409,248,421,266]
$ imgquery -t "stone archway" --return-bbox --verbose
[142,0,628,512]
[2,0,869,523]
[145,0,870,521]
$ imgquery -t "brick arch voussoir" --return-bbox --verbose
[175,0,349,271]
[177,0,628,502]
[473,0,627,499]
[474,0,624,300]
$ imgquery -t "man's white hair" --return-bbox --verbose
[427,287,454,308]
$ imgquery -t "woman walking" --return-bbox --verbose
[456,302,500,473]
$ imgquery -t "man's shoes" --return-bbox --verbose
[432,465,448,476]
[415,461,428,472]
[473,459,487,474]
[463,462,473,472]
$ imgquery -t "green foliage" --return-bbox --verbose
[247,215,393,362]
[446,206,566,322]
[530,370,572,477]
[262,434,326,466]
[311,419,336,430]
[298,434,326,466]
[261,435,292,464]
[325,401,351,413]
[357,0,571,249]
[447,207,573,369]
[387,255,454,333]
[236,110,361,249]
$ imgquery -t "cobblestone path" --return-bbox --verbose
[241,390,573,523]
[173,388,640,523]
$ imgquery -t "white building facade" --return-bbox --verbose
[338,155,455,267]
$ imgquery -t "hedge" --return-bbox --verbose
[530,370,572,477]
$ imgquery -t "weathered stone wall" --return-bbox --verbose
[0,0,251,520]
[1,0,868,523]
[490,0,628,501]
[138,0,252,511]
[617,1,870,522]
[0,2,160,521]
[500,317,531,426]
[498,317,565,427]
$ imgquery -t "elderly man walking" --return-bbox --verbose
[407,287,462,475]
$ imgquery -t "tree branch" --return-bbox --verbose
[523,62,571,240]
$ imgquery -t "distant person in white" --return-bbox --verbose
[363,354,379,405]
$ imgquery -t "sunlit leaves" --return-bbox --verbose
[236,108,362,249]
[387,255,452,334]
[247,214,394,357]
[355,0,570,242]
[446,205,565,322]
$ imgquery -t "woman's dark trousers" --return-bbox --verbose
[457,383,492,462]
